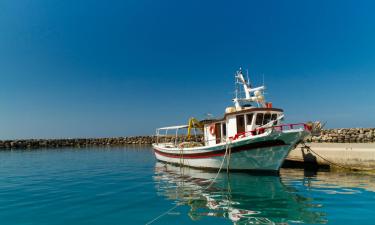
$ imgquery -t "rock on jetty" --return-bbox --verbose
[307,128,375,143]
[0,137,154,150]
[0,135,199,150]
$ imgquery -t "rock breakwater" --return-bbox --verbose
[0,136,156,150]
[307,128,375,143]
[0,135,200,150]
[0,128,373,150]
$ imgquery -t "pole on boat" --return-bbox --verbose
[233,68,267,109]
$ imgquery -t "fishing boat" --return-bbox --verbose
[152,69,312,172]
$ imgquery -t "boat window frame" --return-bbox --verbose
[236,114,246,134]
[215,123,222,144]
[263,113,272,125]
[222,123,227,139]
[246,113,254,125]
[255,113,264,126]
[271,113,277,121]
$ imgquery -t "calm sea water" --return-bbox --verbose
[0,146,374,225]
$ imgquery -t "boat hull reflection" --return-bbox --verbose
[154,162,326,224]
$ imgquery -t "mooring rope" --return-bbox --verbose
[203,141,231,190]
[145,204,181,225]
[301,141,375,172]
[145,141,232,225]
[179,145,184,168]
[226,142,232,173]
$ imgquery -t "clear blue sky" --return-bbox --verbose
[1,0,374,139]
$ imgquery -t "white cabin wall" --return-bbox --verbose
[227,116,237,138]
[245,113,255,132]
[204,125,216,146]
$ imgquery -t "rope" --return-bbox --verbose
[145,204,180,225]
[226,142,232,173]
[179,145,184,167]
[204,141,231,190]
[145,141,232,224]
[301,141,375,172]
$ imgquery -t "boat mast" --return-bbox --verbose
[233,68,266,109]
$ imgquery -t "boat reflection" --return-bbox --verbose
[153,162,327,224]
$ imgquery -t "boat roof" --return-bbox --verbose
[158,108,284,129]
[157,125,188,130]
[224,107,283,118]
[200,119,225,125]
[201,108,284,125]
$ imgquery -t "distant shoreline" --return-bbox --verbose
[0,128,374,150]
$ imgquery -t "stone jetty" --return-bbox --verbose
[0,136,195,150]
[0,136,155,149]
[0,128,374,150]
[287,128,375,170]
[306,128,375,143]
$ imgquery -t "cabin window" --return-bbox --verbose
[255,113,264,125]
[222,123,227,137]
[236,115,245,133]
[263,113,271,125]
[271,114,277,121]
[246,113,254,125]
[215,123,222,144]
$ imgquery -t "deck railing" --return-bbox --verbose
[229,123,311,141]
[155,123,311,146]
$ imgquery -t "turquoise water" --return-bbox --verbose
[0,146,374,225]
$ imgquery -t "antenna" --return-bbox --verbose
[204,113,213,119]
[234,71,238,99]
[262,74,265,87]
[246,69,250,87]
[232,67,266,109]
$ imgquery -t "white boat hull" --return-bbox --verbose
[153,129,308,172]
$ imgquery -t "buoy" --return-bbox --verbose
[209,124,216,135]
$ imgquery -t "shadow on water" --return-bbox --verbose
[153,162,327,224]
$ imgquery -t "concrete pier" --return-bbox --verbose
[286,142,375,170]
[285,128,375,170]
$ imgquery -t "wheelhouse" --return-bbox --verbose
[202,108,284,146]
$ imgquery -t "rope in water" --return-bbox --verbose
[203,141,231,190]
[145,141,232,225]
[145,204,181,225]
[301,141,375,172]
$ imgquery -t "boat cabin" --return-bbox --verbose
[202,107,283,146]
